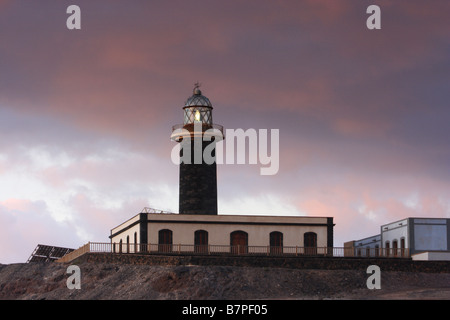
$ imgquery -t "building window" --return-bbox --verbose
[375,245,380,257]
[158,229,173,253]
[304,232,317,255]
[392,239,398,257]
[270,231,283,255]
[119,239,123,254]
[385,241,390,257]
[194,230,208,254]
[126,235,130,253]
[134,232,137,253]
[230,231,248,254]
[400,238,406,257]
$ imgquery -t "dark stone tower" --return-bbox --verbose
[171,85,223,215]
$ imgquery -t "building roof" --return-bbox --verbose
[184,87,212,108]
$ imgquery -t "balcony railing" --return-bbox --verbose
[171,123,224,133]
[170,123,225,142]
[57,242,410,263]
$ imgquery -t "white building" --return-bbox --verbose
[345,217,450,259]
[344,234,381,257]
[109,211,335,255]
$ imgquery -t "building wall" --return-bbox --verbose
[343,235,381,257]
[110,213,147,253]
[77,253,450,272]
[353,234,381,257]
[110,214,141,236]
[348,217,450,257]
[411,218,449,254]
[110,213,332,252]
[111,223,140,253]
[381,218,409,251]
[412,251,450,261]
[147,222,328,248]
[354,234,381,248]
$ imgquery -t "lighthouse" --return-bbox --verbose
[170,84,224,215]
[110,85,334,256]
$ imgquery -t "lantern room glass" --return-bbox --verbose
[183,106,213,126]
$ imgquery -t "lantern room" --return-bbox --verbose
[183,84,213,126]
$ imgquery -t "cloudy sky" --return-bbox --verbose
[1,0,449,263]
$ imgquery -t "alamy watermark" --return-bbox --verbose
[66,265,81,290]
[65,5,381,31]
[170,122,280,176]
[366,265,381,290]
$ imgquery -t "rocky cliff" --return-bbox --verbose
[1,261,450,300]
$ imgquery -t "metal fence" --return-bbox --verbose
[57,242,410,263]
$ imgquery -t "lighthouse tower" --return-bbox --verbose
[171,84,224,215]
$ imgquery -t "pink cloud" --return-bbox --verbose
[1,0,448,145]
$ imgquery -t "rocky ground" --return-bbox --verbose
[1,261,450,300]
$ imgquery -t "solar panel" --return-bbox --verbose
[35,246,52,256]
[28,256,48,263]
[27,244,74,263]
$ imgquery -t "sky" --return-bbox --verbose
[0,0,449,263]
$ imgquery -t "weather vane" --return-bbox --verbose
[194,81,201,90]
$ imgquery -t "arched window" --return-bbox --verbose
[158,229,173,253]
[230,230,248,254]
[126,235,130,253]
[134,232,138,253]
[270,231,283,255]
[119,239,123,254]
[304,232,317,255]
[194,230,208,254]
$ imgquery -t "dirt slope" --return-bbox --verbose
[1,262,450,300]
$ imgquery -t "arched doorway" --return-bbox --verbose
[392,239,398,257]
[400,238,406,257]
[230,231,248,254]
[385,241,390,257]
[269,231,283,255]
[158,229,173,253]
[304,232,317,255]
[194,230,208,254]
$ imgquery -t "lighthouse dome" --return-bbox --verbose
[184,87,212,107]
